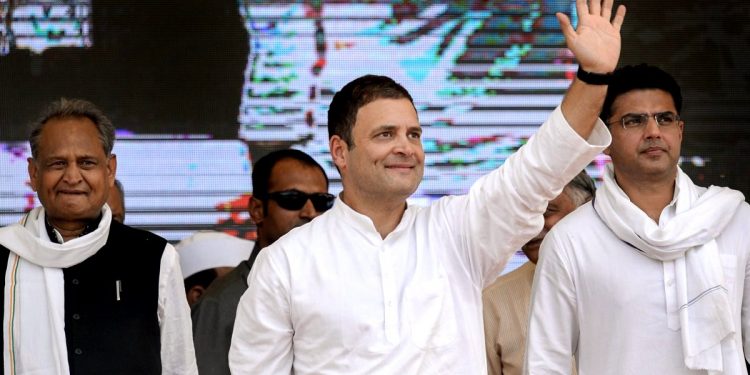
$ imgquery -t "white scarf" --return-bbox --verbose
[0,206,112,375]
[594,165,744,373]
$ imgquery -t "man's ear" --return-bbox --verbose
[186,284,206,307]
[107,154,118,188]
[249,196,265,225]
[329,135,348,172]
[27,158,39,192]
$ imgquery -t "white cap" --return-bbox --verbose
[176,231,254,279]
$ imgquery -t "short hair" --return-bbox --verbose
[600,64,683,124]
[251,149,329,202]
[563,170,597,207]
[29,98,116,159]
[327,75,414,147]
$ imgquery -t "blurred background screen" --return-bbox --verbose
[1,0,748,273]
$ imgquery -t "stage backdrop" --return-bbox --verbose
[2,1,748,274]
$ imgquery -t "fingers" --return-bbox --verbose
[589,0,601,16]
[601,0,614,19]
[575,0,588,21]
[578,0,626,28]
[555,12,576,42]
[611,5,627,31]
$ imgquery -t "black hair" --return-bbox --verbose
[251,149,329,203]
[601,64,682,124]
[327,74,414,148]
[183,269,218,292]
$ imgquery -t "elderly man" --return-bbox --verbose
[526,64,750,374]
[483,170,595,375]
[229,1,625,373]
[191,149,333,375]
[0,99,197,374]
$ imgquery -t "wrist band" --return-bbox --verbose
[576,66,613,85]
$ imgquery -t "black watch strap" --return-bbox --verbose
[576,66,613,85]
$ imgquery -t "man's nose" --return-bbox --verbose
[299,198,318,219]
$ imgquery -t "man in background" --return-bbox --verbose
[483,170,595,375]
[107,178,125,223]
[191,149,333,375]
[177,231,254,306]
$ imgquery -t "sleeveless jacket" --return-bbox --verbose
[0,220,165,374]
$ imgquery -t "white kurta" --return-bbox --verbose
[526,191,750,374]
[229,106,610,374]
[158,244,200,375]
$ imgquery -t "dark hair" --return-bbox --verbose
[30,98,116,159]
[251,149,329,202]
[184,269,218,292]
[600,64,682,124]
[327,75,414,147]
[563,169,597,207]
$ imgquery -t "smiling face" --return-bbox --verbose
[28,117,116,228]
[604,89,683,185]
[331,98,424,206]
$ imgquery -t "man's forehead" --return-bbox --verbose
[355,98,418,120]
[267,158,327,191]
[38,116,101,143]
[612,88,677,113]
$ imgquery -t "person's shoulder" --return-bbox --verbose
[110,220,167,245]
[271,210,334,254]
[733,199,750,218]
[200,262,251,302]
[551,201,597,233]
[484,262,534,297]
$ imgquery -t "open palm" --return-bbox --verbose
[557,0,626,73]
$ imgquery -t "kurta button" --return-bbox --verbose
[71,278,79,285]
[72,313,80,320]
[74,348,82,355]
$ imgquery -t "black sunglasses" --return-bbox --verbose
[268,190,335,212]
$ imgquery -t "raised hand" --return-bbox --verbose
[557,0,626,74]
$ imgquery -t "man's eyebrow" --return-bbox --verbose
[369,124,398,135]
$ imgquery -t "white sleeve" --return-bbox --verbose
[524,229,578,375]
[440,106,610,288]
[158,244,199,375]
[229,248,293,374]
[742,218,750,363]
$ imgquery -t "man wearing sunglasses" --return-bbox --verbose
[191,149,331,375]
[230,1,625,373]
[526,64,750,374]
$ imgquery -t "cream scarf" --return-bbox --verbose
[0,205,111,375]
[595,164,745,373]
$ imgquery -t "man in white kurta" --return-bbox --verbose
[230,1,626,373]
[526,64,750,374]
[526,180,750,374]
